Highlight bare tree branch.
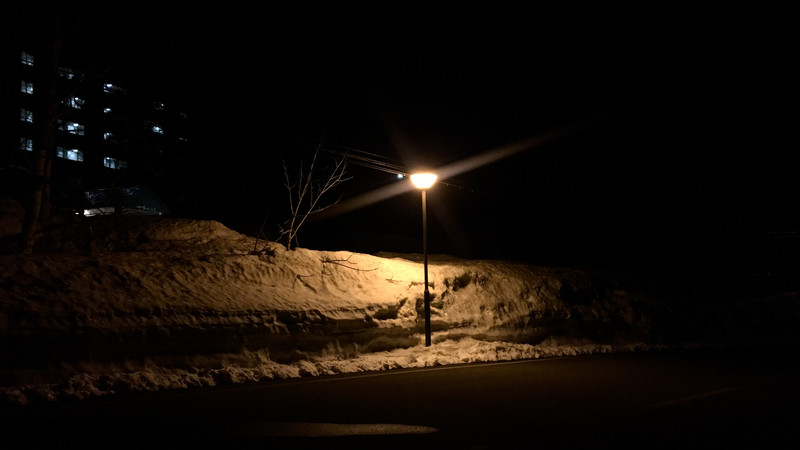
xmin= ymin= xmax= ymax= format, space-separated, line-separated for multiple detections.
xmin=321 ymin=253 xmax=378 ymax=272
xmin=279 ymin=140 xmax=352 ymax=250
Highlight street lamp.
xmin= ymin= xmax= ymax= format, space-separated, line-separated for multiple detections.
xmin=410 ymin=172 xmax=437 ymax=347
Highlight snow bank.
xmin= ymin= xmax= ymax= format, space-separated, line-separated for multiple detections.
xmin=1 ymin=216 xmax=794 ymax=405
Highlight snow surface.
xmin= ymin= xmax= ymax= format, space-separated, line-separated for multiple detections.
xmin=1 ymin=215 xmax=798 ymax=405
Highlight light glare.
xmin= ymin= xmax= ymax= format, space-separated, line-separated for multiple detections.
xmin=410 ymin=173 xmax=437 ymax=189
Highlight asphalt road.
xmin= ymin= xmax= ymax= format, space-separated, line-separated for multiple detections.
xmin=3 ymin=348 xmax=799 ymax=449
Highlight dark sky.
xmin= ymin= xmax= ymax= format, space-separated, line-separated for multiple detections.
xmin=24 ymin=2 xmax=800 ymax=278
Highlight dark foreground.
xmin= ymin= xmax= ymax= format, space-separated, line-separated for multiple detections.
xmin=3 ymin=348 xmax=799 ymax=449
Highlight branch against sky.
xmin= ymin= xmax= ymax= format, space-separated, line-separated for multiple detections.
xmin=280 ymin=142 xmax=351 ymax=250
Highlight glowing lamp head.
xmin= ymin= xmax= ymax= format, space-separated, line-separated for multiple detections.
xmin=410 ymin=173 xmax=437 ymax=189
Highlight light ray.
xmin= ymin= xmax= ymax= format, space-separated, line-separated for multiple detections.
xmin=435 ymin=123 xmax=581 ymax=181
xmin=311 ymin=118 xmax=599 ymax=223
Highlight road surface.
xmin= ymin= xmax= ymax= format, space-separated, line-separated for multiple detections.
xmin=3 ymin=348 xmax=799 ymax=449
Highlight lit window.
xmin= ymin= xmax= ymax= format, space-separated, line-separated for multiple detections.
xmin=62 ymin=96 xmax=84 ymax=109
xmin=83 ymin=207 xmax=115 ymax=217
xmin=146 ymin=121 xmax=165 ymax=134
xmin=59 ymin=121 xmax=85 ymax=135
xmin=103 ymin=83 xmax=125 ymax=94
xmin=20 ymin=138 xmax=33 ymax=152
xmin=21 ymin=80 xmax=33 ymax=94
xmin=58 ymin=67 xmax=75 ymax=80
xmin=20 ymin=109 xmax=33 ymax=123
xmin=56 ymin=147 xmax=83 ymax=162
xmin=103 ymin=157 xmax=127 ymax=169
xmin=21 ymin=51 xmax=34 ymax=66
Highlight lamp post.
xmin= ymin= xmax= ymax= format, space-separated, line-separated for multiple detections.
xmin=410 ymin=172 xmax=437 ymax=347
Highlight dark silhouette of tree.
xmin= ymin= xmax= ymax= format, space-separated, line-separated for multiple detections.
xmin=280 ymin=143 xmax=350 ymax=251
xmin=19 ymin=3 xmax=63 ymax=254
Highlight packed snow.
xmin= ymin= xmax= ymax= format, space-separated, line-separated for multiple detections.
xmin=1 ymin=215 xmax=798 ymax=405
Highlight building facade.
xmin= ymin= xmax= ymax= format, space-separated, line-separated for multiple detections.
xmin=2 ymin=34 xmax=191 ymax=219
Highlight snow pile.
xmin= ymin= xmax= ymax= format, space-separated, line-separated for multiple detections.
xmin=0 ymin=215 xmax=796 ymax=405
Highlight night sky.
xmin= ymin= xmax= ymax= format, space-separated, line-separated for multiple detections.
xmin=18 ymin=2 xmax=800 ymax=280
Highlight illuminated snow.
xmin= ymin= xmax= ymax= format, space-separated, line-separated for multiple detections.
xmin=1 ymin=216 xmax=797 ymax=405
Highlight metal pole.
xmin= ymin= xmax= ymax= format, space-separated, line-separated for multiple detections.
xmin=422 ymin=189 xmax=431 ymax=347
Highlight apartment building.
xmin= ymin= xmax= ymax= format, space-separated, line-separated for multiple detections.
xmin=2 ymin=38 xmax=191 ymax=219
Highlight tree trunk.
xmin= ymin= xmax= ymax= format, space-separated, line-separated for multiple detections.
xmin=21 ymin=9 xmax=61 ymax=254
